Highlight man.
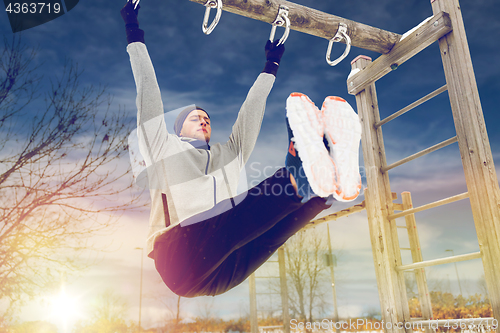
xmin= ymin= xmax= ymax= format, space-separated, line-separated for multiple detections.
xmin=176 ymin=109 xmax=211 ymax=143
xmin=121 ymin=0 xmax=361 ymax=297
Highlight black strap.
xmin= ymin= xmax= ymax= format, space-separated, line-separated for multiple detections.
xmin=161 ymin=193 xmax=171 ymax=228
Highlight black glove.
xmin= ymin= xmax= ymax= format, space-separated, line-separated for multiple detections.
xmin=120 ymin=1 xmax=144 ymax=44
xmin=263 ymin=40 xmax=285 ymax=77
xmin=120 ymin=1 xmax=140 ymax=26
xmin=265 ymin=40 xmax=285 ymax=64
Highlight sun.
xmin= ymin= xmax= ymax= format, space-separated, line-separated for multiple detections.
xmin=49 ymin=289 xmax=83 ymax=331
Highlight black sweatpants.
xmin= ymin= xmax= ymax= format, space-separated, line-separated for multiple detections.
xmin=153 ymin=167 xmax=329 ymax=297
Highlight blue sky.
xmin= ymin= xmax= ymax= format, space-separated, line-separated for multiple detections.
xmin=1 ymin=0 xmax=499 ymax=329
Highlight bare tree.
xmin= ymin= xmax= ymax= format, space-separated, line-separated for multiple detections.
xmin=73 ymin=290 xmax=131 ymax=333
xmin=284 ymin=229 xmax=330 ymax=322
xmin=157 ymin=288 xmax=185 ymax=333
xmin=477 ymin=274 xmax=490 ymax=301
xmin=0 ymin=35 xmax=142 ymax=317
xmin=405 ymin=272 xmax=418 ymax=299
xmin=90 ymin=289 xmax=129 ymax=323
xmin=195 ymin=298 xmax=218 ymax=332
xmin=6 ymin=320 xmax=58 ymax=333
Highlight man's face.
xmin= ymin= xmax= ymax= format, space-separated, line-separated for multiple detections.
xmin=179 ymin=109 xmax=211 ymax=143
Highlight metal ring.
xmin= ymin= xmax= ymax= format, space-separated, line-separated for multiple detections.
xmin=326 ymin=23 xmax=351 ymax=66
xmin=269 ymin=5 xmax=290 ymax=46
xmin=202 ymin=0 xmax=222 ymax=35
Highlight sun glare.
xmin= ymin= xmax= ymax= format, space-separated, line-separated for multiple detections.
xmin=49 ymin=289 xmax=82 ymax=331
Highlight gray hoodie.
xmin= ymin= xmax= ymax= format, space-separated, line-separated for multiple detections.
xmin=127 ymin=42 xmax=276 ymax=257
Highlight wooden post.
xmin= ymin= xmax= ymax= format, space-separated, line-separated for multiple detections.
xmin=187 ymin=0 xmax=400 ymax=54
xmin=278 ymin=247 xmax=290 ymax=333
xmin=402 ymin=192 xmax=434 ymax=333
xmin=352 ymin=55 xmax=411 ymax=332
xmin=249 ymin=273 xmax=258 ymax=333
xmin=431 ymin=0 xmax=500 ymax=322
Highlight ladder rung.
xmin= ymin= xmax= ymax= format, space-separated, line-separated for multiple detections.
xmin=410 ymin=317 xmax=495 ymax=328
xmin=376 ymin=85 xmax=448 ymax=128
xmin=256 ymin=292 xmax=281 ymax=295
xmin=396 ymin=251 xmax=481 ymax=271
xmin=388 ymin=192 xmax=468 ymax=220
xmin=396 ymin=226 xmax=408 ymax=229
xmin=400 ymin=248 xmax=411 ymax=250
xmin=255 ymin=276 xmax=280 ymax=279
xmin=383 ymin=136 xmax=457 ymax=172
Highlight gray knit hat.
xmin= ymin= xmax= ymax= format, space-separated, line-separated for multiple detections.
xmin=173 ymin=105 xmax=210 ymax=136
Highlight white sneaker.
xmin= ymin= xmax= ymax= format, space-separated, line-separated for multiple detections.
xmin=286 ymin=93 xmax=337 ymax=197
xmin=322 ymin=96 xmax=362 ymax=202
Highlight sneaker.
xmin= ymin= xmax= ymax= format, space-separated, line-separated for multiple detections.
xmin=285 ymin=119 xmax=315 ymax=202
xmin=286 ymin=93 xmax=337 ymax=197
xmin=322 ymin=96 xmax=362 ymax=202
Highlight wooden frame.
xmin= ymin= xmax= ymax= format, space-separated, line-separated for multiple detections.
xmin=348 ymin=0 xmax=500 ymax=325
xmin=431 ymin=0 xmax=500 ymax=320
xmin=197 ymin=0 xmax=500 ymax=329
xmin=351 ymin=54 xmax=411 ymax=331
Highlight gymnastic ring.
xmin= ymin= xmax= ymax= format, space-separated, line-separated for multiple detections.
xmin=269 ymin=5 xmax=290 ymax=46
xmin=326 ymin=23 xmax=351 ymax=66
xmin=202 ymin=0 xmax=222 ymax=35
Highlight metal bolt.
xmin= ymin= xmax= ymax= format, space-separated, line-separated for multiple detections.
xmin=390 ymin=63 xmax=399 ymax=70
xmin=434 ymin=21 xmax=439 ymax=27
xmin=350 ymin=82 xmax=354 ymax=87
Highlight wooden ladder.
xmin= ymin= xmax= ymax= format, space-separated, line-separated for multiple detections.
xmin=393 ymin=192 xmax=434 ymax=333
xmin=348 ymin=0 xmax=500 ymax=331
xmin=249 ymin=247 xmax=290 ymax=333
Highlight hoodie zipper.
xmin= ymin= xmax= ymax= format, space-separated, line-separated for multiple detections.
xmin=205 ymin=150 xmax=216 ymax=206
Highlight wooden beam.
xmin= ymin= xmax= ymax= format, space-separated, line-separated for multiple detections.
xmin=352 ymin=55 xmax=410 ymax=332
xmin=432 ymin=0 xmax=500 ymax=322
xmin=396 ymin=252 xmax=482 ymax=272
xmin=401 ymin=192 xmax=433 ymax=333
xmin=278 ymin=248 xmax=290 ymax=333
xmin=411 ymin=318 xmax=496 ymax=328
xmin=382 ymin=136 xmax=458 ymax=173
xmin=388 ymin=192 xmax=468 ymax=220
xmin=376 ymin=85 xmax=448 ymax=128
xmin=306 ymin=193 xmax=401 ymax=228
xmin=307 ymin=201 xmax=365 ymax=228
xmin=347 ymin=11 xmax=452 ymax=95
xmin=249 ymin=273 xmax=258 ymax=333
xmin=188 ymin=0 xmax=401 ymax=54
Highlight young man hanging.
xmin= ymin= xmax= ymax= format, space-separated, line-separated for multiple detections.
xmin=121 ymin=0 xmax=362 ymax=297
